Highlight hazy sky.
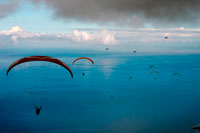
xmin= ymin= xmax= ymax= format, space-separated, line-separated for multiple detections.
xmin=0 ymin=0 xmax=200 ymax=53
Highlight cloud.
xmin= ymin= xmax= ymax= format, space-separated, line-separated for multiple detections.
xmin=11 ymin=35 xmax=18 ymax=44
xmin=0 ymin=26 xmax=117 ymax=46
xmin=0 ymin=0 xmax=20 ymax=19
xmin=30 ymin=0 xmax=200 ymax=27
xmin=71 ymin=30 xmax=116 ymax=45
xmin=114 ymin=27 xmax=200 ymax=43
xmin=1 ymin=26 xmax=200 ymax=53
xmin=0 ymin=26 xmax=24 ymax=35
xmin=0 ymin=26 xmax=24 ymax=45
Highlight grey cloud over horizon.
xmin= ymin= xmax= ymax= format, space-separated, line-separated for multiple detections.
xmin=0 ymin=0 xmax=20 ymax=19
xmin=30 ymin=0 xmax=200 ymax=27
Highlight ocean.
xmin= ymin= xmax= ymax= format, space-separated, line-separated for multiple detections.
xmin=0 ymin=48 xmax=200 ymax=133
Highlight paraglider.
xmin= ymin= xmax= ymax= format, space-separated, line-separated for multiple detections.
xmin=133 ymin=50 xmax=136 ymax=54
xmin=35 ymin=105 xmax=42 ymax=115
xmin=7 ymin=56 xmax=73 ymax=116
xmin=72 ymin=57 xmax=94 ymax=77
xmin=173 ymin=72 xmax=181 ymax=81
xmin=82 ymin=72 xmax=85 ymax=76
xmin=72 ymin=57 xmax=94 ymax=65
xmin=105 ymin=48 xmax=109 ymax=51
xmin=165 ymin=36 xmax=168 ymax=40
xmin=192 ymin=124 xmax=200 ymax=132
xmin=173 ymin=72 xmax=181 ymax=77
xmin=151 ymin=70 xmax=159 ymax=75
xmin=6 ymin=56 xmax=73 ymax=78
xmin=151 ymin=70 xmax=159 ymax=80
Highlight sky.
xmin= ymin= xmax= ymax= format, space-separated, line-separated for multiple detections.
xmin=1 ymin=0 xmax=200 ymax=53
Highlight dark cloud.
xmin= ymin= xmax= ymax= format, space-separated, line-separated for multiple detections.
xmin=0 ymin=0 xmax=20 ymax=19
xmin=30 ymin=0 xmax=200 ymax=27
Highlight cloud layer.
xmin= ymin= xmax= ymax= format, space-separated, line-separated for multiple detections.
xmin=1 ymin=26 xmax=200 ymax=53
xmin=72 ymin=30 xmax=116 ymax=45
xmin=0 ymin=26 xmax=117 ymax=46
xmin=30 ymin=0 xmax=200 ymax=27
xmin=1 ymin=0 xmax=200 ymax=27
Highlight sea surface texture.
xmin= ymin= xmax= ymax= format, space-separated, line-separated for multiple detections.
xmin=0 ymin=49 xmax=200 ymax=133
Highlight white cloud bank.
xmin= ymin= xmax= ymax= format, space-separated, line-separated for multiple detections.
xmin=72 ymin=30 xmax=116 ymax=45
xmin=1 ymin=26 xmax=200 ymax=53
xmin=0 ymin=26 xmax=117 ymax=46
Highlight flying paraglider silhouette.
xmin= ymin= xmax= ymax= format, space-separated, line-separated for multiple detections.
xmin=82 ymin=72 xmax=85 ymax=76
xmin=133 ymin=50 xmax=136 ymax=54
xmin=105 ymin=48 xmax=109 ymax=51
xmin=7 ymin=56 xmax=73 ymax=116
xmin=151 ymin=70 xmax=159 ymax=80
xmin=151 ymin=70 xmax=159 ymax=75
xmin=6 ymin=56 xmax=73 ymax=78
xmin=192 ymin=124 xmax=200 ymax=132
xmin=173 ymin=72 xmax=181 ymax=81
xmin=72 ymin=57 xmax=94 ymax=77
xmin=149 ymin=65 xmax=155 ymax=69
xmin=35 ymin=105 xmax=42 ymax=115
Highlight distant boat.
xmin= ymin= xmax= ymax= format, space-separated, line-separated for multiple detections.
xmin=165 ymin=36 xmax=168 ymax=40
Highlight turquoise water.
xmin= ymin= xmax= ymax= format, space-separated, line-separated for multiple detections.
xmin=0 ymin=49 xmax=200 ymax=133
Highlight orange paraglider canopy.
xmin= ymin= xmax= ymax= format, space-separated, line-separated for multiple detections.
xmin=7 ymin=56 xmax=73 ymax=78
xmin=72 ymin=57 xmax=94 ymax=64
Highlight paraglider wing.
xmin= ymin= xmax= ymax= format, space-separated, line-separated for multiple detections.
xmin=150 ymin=70 xmax=159 ymax=80
xmin=72 ymin=57 xmax=94 ymax=64
xmin=105 ymin=48 xmax=109 ymax=51
xmin=151 ymin=70 xmax=159 ymax=75
xmin=7 ymin=56 xmax=73 ymax=78
xmin=149 ymin=65 xmax=155 ymax=68
xmin=173 ymin=72 xmax=181 ymax=77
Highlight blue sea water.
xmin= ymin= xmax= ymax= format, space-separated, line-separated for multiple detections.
xmin=0 ymin=48 xmax=200 ymax=133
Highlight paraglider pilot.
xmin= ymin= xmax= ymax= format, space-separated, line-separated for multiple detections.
xmin=35 ymin=105 xmax=42 ymax=115
xmin=192 ymin=124 xmax=200 ymax=132
xmin=82 ymin=72 xmax=85 ymax=76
